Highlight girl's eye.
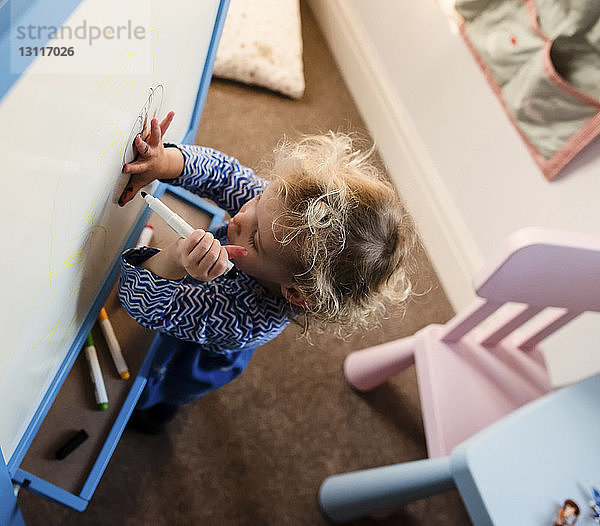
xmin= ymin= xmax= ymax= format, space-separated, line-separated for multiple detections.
xmin=248 ymin=231 xmax=257 ymax=249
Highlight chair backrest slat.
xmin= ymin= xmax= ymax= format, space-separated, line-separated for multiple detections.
xmin=473 ymin=228 xmax=600 ymax=312
xmin=440 ymin=299 xmax=501 ymax=343
xmin=516 ymin=310 xmax=582 ymax=350
xmin=479 ymin=304 xmax=544 ymax=347
xmin=440 ymin=229 xmax=598 ymax=348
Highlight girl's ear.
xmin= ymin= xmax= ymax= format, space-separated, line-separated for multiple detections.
xmin=281 ymin=284 xmax=306 ymax=308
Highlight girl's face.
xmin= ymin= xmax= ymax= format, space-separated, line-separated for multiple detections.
xmin=227 ymin=184 xmax=294 ymax=295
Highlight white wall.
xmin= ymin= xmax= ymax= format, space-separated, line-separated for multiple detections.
xmin=307 ymin=0 xmax=600 ymax=386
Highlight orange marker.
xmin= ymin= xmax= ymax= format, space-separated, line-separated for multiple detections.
xmin=98 ymin=308 xmax=130 ymax=379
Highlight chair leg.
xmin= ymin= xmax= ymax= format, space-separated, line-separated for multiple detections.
xmin=344 ymin=336 xmax=417 ymax=391
xmin=318 ymin=457 xmax=455 ymax=523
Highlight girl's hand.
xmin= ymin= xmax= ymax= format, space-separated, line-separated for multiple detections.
xmin=178 ymin=230 xmax=247 ymax=281
xmin=119 ymin=111 xmax=179 ymax=207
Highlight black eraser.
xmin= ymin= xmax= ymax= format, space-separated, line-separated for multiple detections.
xmin=55 ymin=429 xmax=89 ymax=460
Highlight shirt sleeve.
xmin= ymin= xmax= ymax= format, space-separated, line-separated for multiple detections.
xmin=166 ymin=144 xmax=268 ymax=217
xmin=118 ymin=247 xmax=289 ymax=351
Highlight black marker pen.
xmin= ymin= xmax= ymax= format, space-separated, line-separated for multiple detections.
xmin=55 ymin=429 xmax=89 ymax=460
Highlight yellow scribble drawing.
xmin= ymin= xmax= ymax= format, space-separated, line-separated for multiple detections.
xmin=0 ymin=0 xmax=226 ymax=462
xmin=2 ymin=32 xmax=161 ymax=383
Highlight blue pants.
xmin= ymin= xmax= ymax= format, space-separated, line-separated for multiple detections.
xmin=137 ymin=333 xmax=256 ymax=409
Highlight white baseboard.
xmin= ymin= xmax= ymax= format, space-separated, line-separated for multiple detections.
xmin=306 ymin=0 xmax=481 ymax=311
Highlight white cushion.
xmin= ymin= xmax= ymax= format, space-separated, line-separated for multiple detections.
xmin=213 ymin=0 xmax=305 ymax=99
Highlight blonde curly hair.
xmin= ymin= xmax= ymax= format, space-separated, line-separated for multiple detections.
xmin=266 ymin=132 xmax=417 ymax=338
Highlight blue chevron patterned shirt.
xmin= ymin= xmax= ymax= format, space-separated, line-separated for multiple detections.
xmin=119 ymin=144 xmax=293 ymax=356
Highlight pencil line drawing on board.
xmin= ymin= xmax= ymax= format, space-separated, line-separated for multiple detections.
xmin=0 ymin=21 xmax=162 ymax=458
xmin=0 ymin=0 xmax=221 ymax=465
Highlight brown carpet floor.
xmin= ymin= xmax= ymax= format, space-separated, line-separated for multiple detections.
xmin=18 ymin=2 xmax=472 ymax=524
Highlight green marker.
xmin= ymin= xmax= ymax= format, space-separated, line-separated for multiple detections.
xmin=83 ymin=333 xmax=108 ymax=410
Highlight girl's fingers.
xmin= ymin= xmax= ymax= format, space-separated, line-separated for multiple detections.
xmin=188 ymin=232 xmax=215 ymax=261
xmin=118 ymin=186 xmax=135 ymax=206
xmin=183 ymin=229 xmax=207 ymax=254
xmin=207 ymin=247 xmax=230 ymax=279
xmin=118 ymin=175 xmax=145 ymax=206
xmin=122 ymin=160 xmax=148 ymax=174
xmin=139 ymin=118 xmax=149 ymax=144
xmin=147 ymin=118 xmax=161 ymax=147
xmin=134 ymin=135 xmax=151 ymax=156
xmin=159 ymin=111 xmax=175 ymax=136
xmin=184 ymin=234 xmax=223 ymax=280
xmin=179 ymin=230 xmax=243 ymax=280
xmin=197 ymin=238 xmax=221 ymax=270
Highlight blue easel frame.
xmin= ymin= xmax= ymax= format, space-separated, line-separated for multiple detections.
xmin=0 ymin=0 xmax=229 ymax=519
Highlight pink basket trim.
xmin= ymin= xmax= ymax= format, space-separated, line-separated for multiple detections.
xmin=541 ymin=41 xmax=600 ymax=109
xmin=454 ymin=7 xmax=600 ymax=181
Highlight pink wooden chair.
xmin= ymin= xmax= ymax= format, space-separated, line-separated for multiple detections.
xmin=344 ymin=227 xmax=600 ymax=458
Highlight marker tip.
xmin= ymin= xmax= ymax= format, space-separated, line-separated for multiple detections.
xmin=141 ymin=191 xmax=147 ymax=198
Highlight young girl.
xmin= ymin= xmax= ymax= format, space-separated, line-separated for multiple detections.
xmin=118 ymin=112 xmax=416 ymax=433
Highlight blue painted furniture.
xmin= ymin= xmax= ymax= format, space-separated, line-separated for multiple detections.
xmin=319 ymin=372 xmax=600 ymax=524
xmin=320 ymin=228 xmax=600 ymax=523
